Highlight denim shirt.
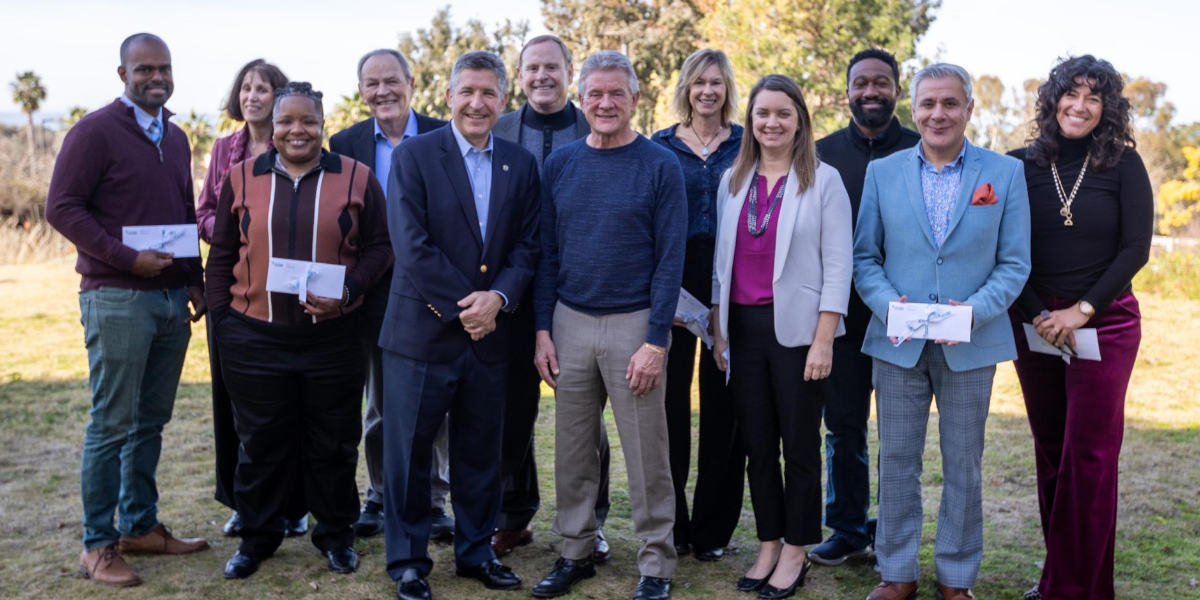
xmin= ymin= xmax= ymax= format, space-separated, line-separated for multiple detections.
xmin=651 ymin=123 xmax=743 ymax=242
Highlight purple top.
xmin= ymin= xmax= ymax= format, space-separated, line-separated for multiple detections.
xmin=197 ymin=126 xmax=273 ymax=242
xmin=730 ymin=175 xmax=785 ymax=305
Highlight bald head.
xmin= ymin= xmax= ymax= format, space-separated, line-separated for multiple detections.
xmin=120 ymin=33 xmax=168 ymax=68
xmin=118 ymin=33 xmax=173 ymax=112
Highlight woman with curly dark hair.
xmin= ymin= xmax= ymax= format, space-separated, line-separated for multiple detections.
xmin=1007 ymin=55 xmax=1153 ymax=600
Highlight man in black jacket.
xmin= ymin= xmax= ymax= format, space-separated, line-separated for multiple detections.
xmin=810 ymin=48 xmax=920 ymax=567
xmin=329 ymin=48 xmax=448 ymax=540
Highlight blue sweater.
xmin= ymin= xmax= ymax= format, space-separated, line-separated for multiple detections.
xmin=535 ymin=135 xmax=687 ymax=346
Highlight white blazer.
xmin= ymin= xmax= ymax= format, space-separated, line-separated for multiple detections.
xmin=711 ymin=161 xmax=853 ymax=347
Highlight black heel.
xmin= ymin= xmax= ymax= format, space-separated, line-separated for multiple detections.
xmin=736 ymin=568 xmax=774 ymax=593
xmin=756 ymin=559 xmax=811 ymax=599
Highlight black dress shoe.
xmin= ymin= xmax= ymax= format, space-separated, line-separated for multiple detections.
xmin=429 ymin=507 xmax=454 ymax=542
xmin=757 ymin=559 xmax=811 ymax=599
xmin=223 ymin=550 xmax=261 ymax=579
xmin=222 ymin=511 xmax=243 ymax=537
xmin=456 ymin=558 xmax=521 ymax=590
xmin=396 ymin=574 xmax=432 ymax=600
xmin=325 ymin=547 xmax=358 ymax=574
xmin=531 ymin=556 xmax=596 ymax=598
xmin=284 ymin=515 xmax=308 ymax=537
xmin=694 ymin=547 xmax=724 ymax=562
xmin=632 ymin=576 xmax=671 ymax=600
xmin=674 ymin=542 xmax=692 ymax=556
xmin=354 ymin=501 xmax=385 ymax=537
xmin=736 ymin=569 xmax=773 ymax=593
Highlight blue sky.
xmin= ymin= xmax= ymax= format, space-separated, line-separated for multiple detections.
xmin=1 ymin=0 xmax=1194 ymax=127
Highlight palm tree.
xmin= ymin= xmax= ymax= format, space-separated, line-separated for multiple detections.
xmin=10 ymin=70 xmax=47 ymax=160
xmin=178 ymin=110 xmax=215 ymax=182
xmin=60 ymin=106 xmax=88 ymax=130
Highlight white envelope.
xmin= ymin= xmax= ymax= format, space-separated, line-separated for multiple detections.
xmin=122 ymin=224 xmax=200 ymax=258
xmin=675 ymin=288 xmax=714 ymax=349
xmin=1022 ymin=324 xmax=1102 ymax=364
xmin=886 ymin=302 xmax=973 ymax=343
xmin=265 ymin=258 xmax=346 ymax=300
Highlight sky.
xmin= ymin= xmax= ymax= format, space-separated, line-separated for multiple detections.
xmin=1 ymin=0 xmax=1195 ymax=127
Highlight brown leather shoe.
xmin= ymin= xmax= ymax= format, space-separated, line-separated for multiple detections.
xmin=491 ymin=527 xmax=534 ymax=557
xmin=935 ymin=582 xmax=975 ymax=600
xmin=866 ymin=581 xmax=919 ymax=600
xmin=118 ymin=524 xmax=209 ymax=555
xmin=78 ymin=544 xmax=141 ymax=587
xmin=592 ymin=527 xmax=611 ymax=564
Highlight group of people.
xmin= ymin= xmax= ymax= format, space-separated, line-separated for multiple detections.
xmin=44 ymin=29 xmax=1152 ymax=600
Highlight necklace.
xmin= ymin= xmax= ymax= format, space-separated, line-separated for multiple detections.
xmin=746 ymin=168 xmax=788 ymax=237
xmin=1050 ymin=151 xmax=1090 ymax=227
xmin=689 ymin=121 xmax=723 ymax=157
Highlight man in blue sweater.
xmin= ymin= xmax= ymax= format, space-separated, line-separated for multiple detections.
xmin=531 ymin=51 xmax=687 ymax=600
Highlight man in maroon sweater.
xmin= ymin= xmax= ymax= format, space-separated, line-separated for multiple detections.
xmin=45 ymin=33 xmax=209 ymax=588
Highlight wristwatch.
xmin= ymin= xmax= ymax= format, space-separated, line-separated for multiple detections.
xmin=1078 ymin=301 xmax=1095 ymax=318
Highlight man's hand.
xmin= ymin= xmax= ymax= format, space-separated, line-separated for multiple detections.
xmin=888 ymin=295 xmax=907 ymax=345
xmin=534 ymin=330 xmax=560 ymax=389
xmin=626 ymin=343 xmax=666 ymax=397
xmin=458 ymin=291 xmax=503 ymax=340
xmin=131 ymin=250 xmax=173 ymax=278
xmin=300 ymin=292 xmax=342 ymax=317
xmin=186 ymin=286 xmax=207 ymax=322
xmin=934 ymin=298 xmax=967 ymax=346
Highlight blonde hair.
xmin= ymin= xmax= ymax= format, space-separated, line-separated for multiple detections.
xmin=728 ymin=75 xmax=817 ymax=196
xmin=672 ymin=49 xmax=738 ymax=125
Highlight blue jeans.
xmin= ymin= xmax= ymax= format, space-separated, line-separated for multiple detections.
xmin=822 ymin=333 xmax=874 ymax=548
xmin=78 ymin=287 xmax=191 ymax=550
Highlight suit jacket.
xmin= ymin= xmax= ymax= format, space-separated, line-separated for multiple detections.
xmin=378 ymin=125 xmax=541 ymax=363
xmin=492 ymin=102 xmax=590 ymax=145
xmin=328 ymin=113 xmax=447 ymax=173
xmin=853 ymin=141 xmax=1031 ymax=371
xmin=712 ymin=162 xmax=853 ymax=347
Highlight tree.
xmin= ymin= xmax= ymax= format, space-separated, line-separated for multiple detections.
xmin=325 ymin=92 xmax=370 ymax=141
xmin=399 ymin=7 xmax=529 ymax=121
xmin=543 ymin=0 xmax=701 ymax=134
xmin=704 ymin=0 xmax=939 ymax=135
xmin=177 ymin=110 xmax=214 ymax=182
xmin=1158 ymin=145 xmax=1200 ymax=235
xmin=60 ymin=106 xmax=88 ymax=131
xmin=10 ymin=70 xmax=47 ymax=161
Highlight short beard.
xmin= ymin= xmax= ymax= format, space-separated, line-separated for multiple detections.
xmin=129 ymin=84 xmax=172 ymax=111
xmin=850 ymin=97 xmax=895 ymax=130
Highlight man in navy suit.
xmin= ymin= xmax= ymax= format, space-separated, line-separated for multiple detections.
xmin=380 ymin=51 xmax=541 ymax=600
xmin=328 ymin=49 xmax=451 ymax=541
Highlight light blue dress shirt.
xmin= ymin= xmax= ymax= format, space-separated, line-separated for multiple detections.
xmin=449 ymin=120 xmax=509 ymax=308
xmin=916 ymin=137 xmax=969 ymax=249
xmin=120 ymin=94 xmax=164 ymax=145
xmin=373 ymin=108 xmax=420 ymax=191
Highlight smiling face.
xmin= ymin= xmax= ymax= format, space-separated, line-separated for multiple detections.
xmin=446 ymin=68 xmax=505 ymax=148
xmin=912 ymin=76 xmax=973 ymax=156
xmin=520 ymin=40 xmax=572 ymax=114
xmin=751 ymin=89 xmax=799 ymax=154
xmin=689 ymin=63 xmax=727 ymax=123
xmin=848 ymin=57 xmax=899 ymax=129
xmin=118 ymin=39 xmax=173 ymax=112
xmin=238 ymin=69 xmax=274 ymax=126
xmin=1056 ymin=79 xmax=1103 ymax=139
xmin=581 ymin=68 xmax=639 ymax=137
xmin=272 ymin=95 xmax=323 ymax=166
xmin=359 ymin=54 xmax=414 ymax=124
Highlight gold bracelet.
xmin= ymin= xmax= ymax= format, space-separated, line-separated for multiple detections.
xmin=642 ymin=343 xmax=666 ymax=356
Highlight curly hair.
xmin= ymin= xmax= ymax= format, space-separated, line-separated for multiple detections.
xmin=1027 ymin=55 xmax=1135 ymax=172
xmin=272 ymin=81 xmax=324 ymax=120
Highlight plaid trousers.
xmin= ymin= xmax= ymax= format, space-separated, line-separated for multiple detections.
xmin=873 ymin=344 xmax=995 ymax=588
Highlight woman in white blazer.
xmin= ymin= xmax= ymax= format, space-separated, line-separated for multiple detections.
xmin=710 ymin=74 xmax=852 ymax=599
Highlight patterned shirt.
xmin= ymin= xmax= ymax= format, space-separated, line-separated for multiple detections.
xmin=917 ymin=138 xmax=969 ymax=249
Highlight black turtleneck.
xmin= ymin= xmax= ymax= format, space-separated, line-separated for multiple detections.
xmin=1008 ymin=135 xmax=1153 ymax=319
xmin=520 ymin=102 xmax=577 ymax=130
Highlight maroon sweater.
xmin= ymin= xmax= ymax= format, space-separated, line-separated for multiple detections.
xmin=46 ymin=99 xmax=203 ymax=291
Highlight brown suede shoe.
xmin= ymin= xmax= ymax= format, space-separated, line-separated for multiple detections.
xmin=118 ymin=524 xmax=208 ymax=555
xmin=866 ymin=581 xmax=919 ymax=600
xmin=935 ymin=583 xmax=975 ymax=600
xmin=491 ymin=527 xmax=534 ymax=557
xmin=79 ymin=544 xmax=142 ymax=587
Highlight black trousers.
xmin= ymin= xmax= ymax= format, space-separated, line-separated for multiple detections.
xmin=216 ymin=314 xmax=363 ymax=557
xmin=729 ymin=304 xmax=824 ymax=546
xmin=664 ymin=239 xmax=745 ymax=549
xmin=497 ymin=293 xmax=611 ymax=531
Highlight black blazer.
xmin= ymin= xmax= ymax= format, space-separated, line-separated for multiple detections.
xmin=379 ymin=125 xmax=541 ymax=363
xmin=328 ymin=112 xmax=447 ymax=173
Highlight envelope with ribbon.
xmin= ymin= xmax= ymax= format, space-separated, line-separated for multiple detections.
xmin=265 ymin=258 xmax=346 ymax=300
xmin=886 ymin=302 xmax=973 ymax=344
xmin=122 ymin=224 xmax=200 ymax=258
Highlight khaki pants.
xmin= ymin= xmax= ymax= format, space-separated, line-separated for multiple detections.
xmin=550 ymin=303 xmax=677 ymax=578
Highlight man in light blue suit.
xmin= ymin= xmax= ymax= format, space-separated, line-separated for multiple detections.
xmin=852 ymin=63 xmax=1030 ymax=600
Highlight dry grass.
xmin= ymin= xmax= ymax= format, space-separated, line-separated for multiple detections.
xmin=0 ymin=261 xmax=1197 ymax=599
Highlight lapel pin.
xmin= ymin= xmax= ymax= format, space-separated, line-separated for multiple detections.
xmin=503 ymin=164 xmax=509 ymax=171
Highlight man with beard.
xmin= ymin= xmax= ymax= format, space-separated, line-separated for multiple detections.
xmin=46 ymin=32 xmax=209 ymax=587
xmin=810 ymin=48 xmax=919 ymax=567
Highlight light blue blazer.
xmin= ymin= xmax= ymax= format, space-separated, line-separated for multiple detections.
xmin=852 ymin=141 xmax=1031 ymax=371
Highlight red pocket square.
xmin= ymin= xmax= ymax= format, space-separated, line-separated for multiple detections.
xmin=971 ymin=183 xmax=997 ymax=206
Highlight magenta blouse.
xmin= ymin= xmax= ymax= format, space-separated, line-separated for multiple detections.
xmin=196 ymin=126 xmax=273 ymax=243
xmin=730 ymin=175 xmax=786 ymax=305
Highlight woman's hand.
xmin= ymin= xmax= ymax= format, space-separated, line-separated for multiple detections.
xmin=804 ymin=339 xmax=833 ymax=381
xmin=300 ymin=292 xmax=342 ymax=317
xmin=711 ymin=304 xmax=728 ymax=372
xmin=1035 ymin=304 xmax=1089 ymax=347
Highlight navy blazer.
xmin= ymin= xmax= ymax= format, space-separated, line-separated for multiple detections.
xmin=328 ymin=113 xmax=447 ymax=173
xmin=379 ymin=125 xmax=541 ymax=364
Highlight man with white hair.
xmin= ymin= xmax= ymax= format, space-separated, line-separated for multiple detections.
xmin=853 ymin=63 xmax=1030 ymax=600
xmin=531 ymin=50 xmax=686 ymax=600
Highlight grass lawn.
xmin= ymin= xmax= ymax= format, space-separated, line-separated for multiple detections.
xmin=0 ymin=259 xmax=1197 ymax=599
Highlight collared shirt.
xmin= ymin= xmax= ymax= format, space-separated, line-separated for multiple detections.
xmin=449 ymin=120 xmax=508 ymax=308
xmin=650 ymin=123 xmax=743 ymax=241
xmin=917 ymin=138 xmax=969 ymax=249
xmin=119 ymin=94 xmax=164 ymax=145
xmin=373 ymin=108 xmax=420 ymax=190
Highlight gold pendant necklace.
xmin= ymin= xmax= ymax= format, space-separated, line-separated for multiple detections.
xmin=1050 ymin=151 xmax=1090 ymax=227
